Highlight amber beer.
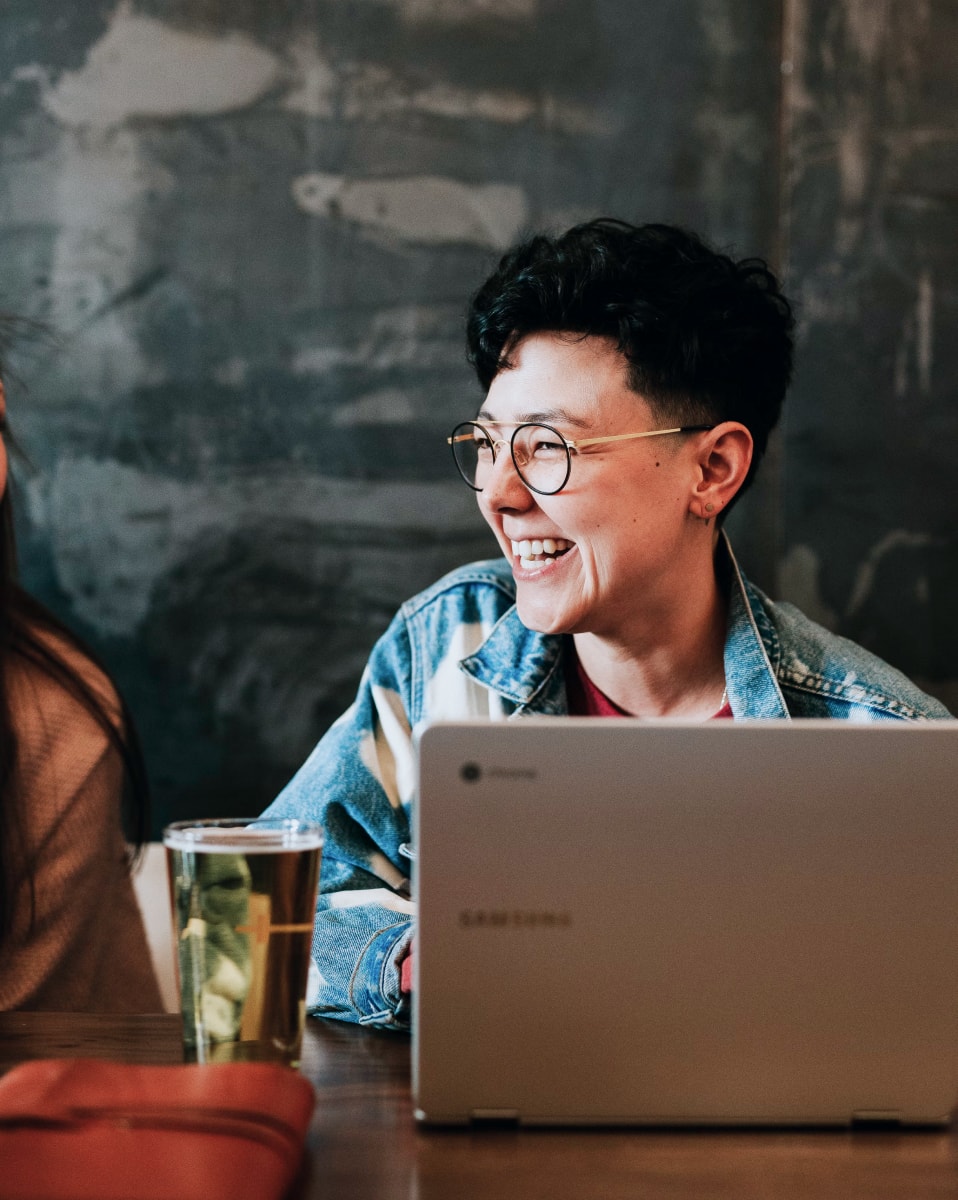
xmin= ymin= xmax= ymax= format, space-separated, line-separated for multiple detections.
xmin=163 ymin=819 xmax=322 ymax=1068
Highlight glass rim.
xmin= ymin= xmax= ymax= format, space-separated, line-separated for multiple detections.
xmin=450 ymin=419 xmax=571 ymax=496
xmin=162 ymin=817 xmax=322 ymax=852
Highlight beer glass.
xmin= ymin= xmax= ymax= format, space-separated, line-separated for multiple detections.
xmin=163 ymin=818 xmax=322 ymax=1068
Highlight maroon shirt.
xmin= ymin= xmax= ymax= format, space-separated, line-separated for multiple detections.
xmin=565 ymin=642 xmax=733 ymax=719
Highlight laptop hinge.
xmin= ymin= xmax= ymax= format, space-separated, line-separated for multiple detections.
xmin=470 ymin=1108 xmax=520 ymax=1127
xmin=850 ymin=1110 xmax=903 ymax=1128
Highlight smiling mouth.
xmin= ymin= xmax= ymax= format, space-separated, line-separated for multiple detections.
xmin=510 ymin=537 xmax=574 ymax=569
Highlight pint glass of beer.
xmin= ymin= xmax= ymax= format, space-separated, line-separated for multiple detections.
xmin=163 ymin=818 xmax=322 ymax=1067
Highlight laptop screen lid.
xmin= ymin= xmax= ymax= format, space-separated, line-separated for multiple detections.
xmin=412 ymin=718 xmax=958 ymax=1127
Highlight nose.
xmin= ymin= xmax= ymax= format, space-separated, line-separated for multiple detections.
xmin=479 ymin=442 xmax=535 ymax=513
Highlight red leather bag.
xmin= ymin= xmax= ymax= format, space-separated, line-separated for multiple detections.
xmin=0 ymin=1057 xmax=315 ymax=1200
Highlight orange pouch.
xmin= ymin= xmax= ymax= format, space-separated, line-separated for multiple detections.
xmin=0 ymin=1057 xmax=315 ymax=1200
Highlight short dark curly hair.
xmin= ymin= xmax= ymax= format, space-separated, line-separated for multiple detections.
xmin=466 ymin=218 xmax=794 ymax=503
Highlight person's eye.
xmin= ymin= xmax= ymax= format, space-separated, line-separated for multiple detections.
xmin=474 ymin=435 xmax=495 ymax=458
xmin=529 ymin=433 xmax=566 ymax=458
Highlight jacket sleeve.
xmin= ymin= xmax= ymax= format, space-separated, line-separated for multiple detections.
xmin=262 ymin=609 xmax=417 ymax=1029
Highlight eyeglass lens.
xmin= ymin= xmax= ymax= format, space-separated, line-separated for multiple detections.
xmin=450 ymin=422 xmax=571 ymax=495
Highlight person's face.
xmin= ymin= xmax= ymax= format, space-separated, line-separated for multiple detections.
xmin=474 ymin=332 xmax=709 ymax=639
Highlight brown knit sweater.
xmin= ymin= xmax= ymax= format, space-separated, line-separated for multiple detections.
xmin=0 ymin=633 xmax=162 ymax=1012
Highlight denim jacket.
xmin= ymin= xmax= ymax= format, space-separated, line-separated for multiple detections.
xmin=263 ymin=537 xmax=951 ymax=1029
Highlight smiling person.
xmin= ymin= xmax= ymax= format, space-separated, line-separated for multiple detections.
xmin=265 ymin=219 xmax=951 ymax=1029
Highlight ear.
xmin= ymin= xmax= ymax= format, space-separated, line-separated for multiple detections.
xmin=688 ymin=422 xmax=753 ymax=522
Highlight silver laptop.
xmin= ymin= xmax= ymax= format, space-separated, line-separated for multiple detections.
xmin=412 ymin=718 xmax=958 ymax=1127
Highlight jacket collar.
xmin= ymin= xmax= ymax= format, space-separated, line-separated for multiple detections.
xmin=722 ymin=536 xmax=790 ymax=718
xmin=459 ymin=533 xmax=789 ymax=718
xmin=458 ymin=604 xmax=567 ymax=714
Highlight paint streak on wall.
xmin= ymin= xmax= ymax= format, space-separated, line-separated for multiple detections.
xmin=41 ymin=3 xmax=281 ymax=127
xmin=291 ymin=304 xmax=467 ymax=374
xmin=27 ymin=458 xmax=483 ymax=637
xmin=777 ymin=544 xmax=838 ymax=631
xmin=291 ymin=172 xmax=528 ymax=249
xmin=895 ymin=268 xmax=936 ymax=401
xmin=37 ymin=129 xmax=167 ymax=395
xmin=916 ymin=269 xmax=934 ymax=394
xmin=351 ymin=0 xmax=538 ymax=22
xmin=283 ymin=35 xmax=608 ymax=133
xmin=330 ymin=389 xmax=417 ymax=427
xmin=845 ymin=530 xmax=943 ymax=619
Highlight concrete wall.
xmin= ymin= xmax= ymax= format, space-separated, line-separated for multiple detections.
xmin=779 ymin=1 xmax=958 ymax=708
xmin=0 ymin=2 xmax=954 ymax=827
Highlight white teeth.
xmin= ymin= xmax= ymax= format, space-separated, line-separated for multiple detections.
xmin=510 ymin=537 xmax=573 ymax=567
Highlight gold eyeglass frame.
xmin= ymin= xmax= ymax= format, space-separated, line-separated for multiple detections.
xmin=447 ymin=419 xmax=714 ymax=496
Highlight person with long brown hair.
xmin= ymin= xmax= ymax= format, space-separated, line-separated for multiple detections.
xmin=0 ymin=321 xmax=161 ymax=1010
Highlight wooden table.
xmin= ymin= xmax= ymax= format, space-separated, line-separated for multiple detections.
xmin=1 ymin=1011 xmax=957 ymax=1199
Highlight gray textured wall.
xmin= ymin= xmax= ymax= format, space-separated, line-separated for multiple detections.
xmin=0 ymin=2 xmax=954 ymax=829
xmin=779 ymin=2 xmax=958 ymax=710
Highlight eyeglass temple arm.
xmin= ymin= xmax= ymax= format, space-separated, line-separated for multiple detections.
xmin=448 ymin=423 xmax=713 ymax=449
xmin=568 ymin=426 xmax=713 ymax=451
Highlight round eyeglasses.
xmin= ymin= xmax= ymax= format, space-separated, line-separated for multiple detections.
xmin=447 ymin=420 xmax=714 ymax=497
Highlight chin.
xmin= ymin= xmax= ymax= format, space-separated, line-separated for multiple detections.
xmin=515 ymin=597 xmax=574 ymax=637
